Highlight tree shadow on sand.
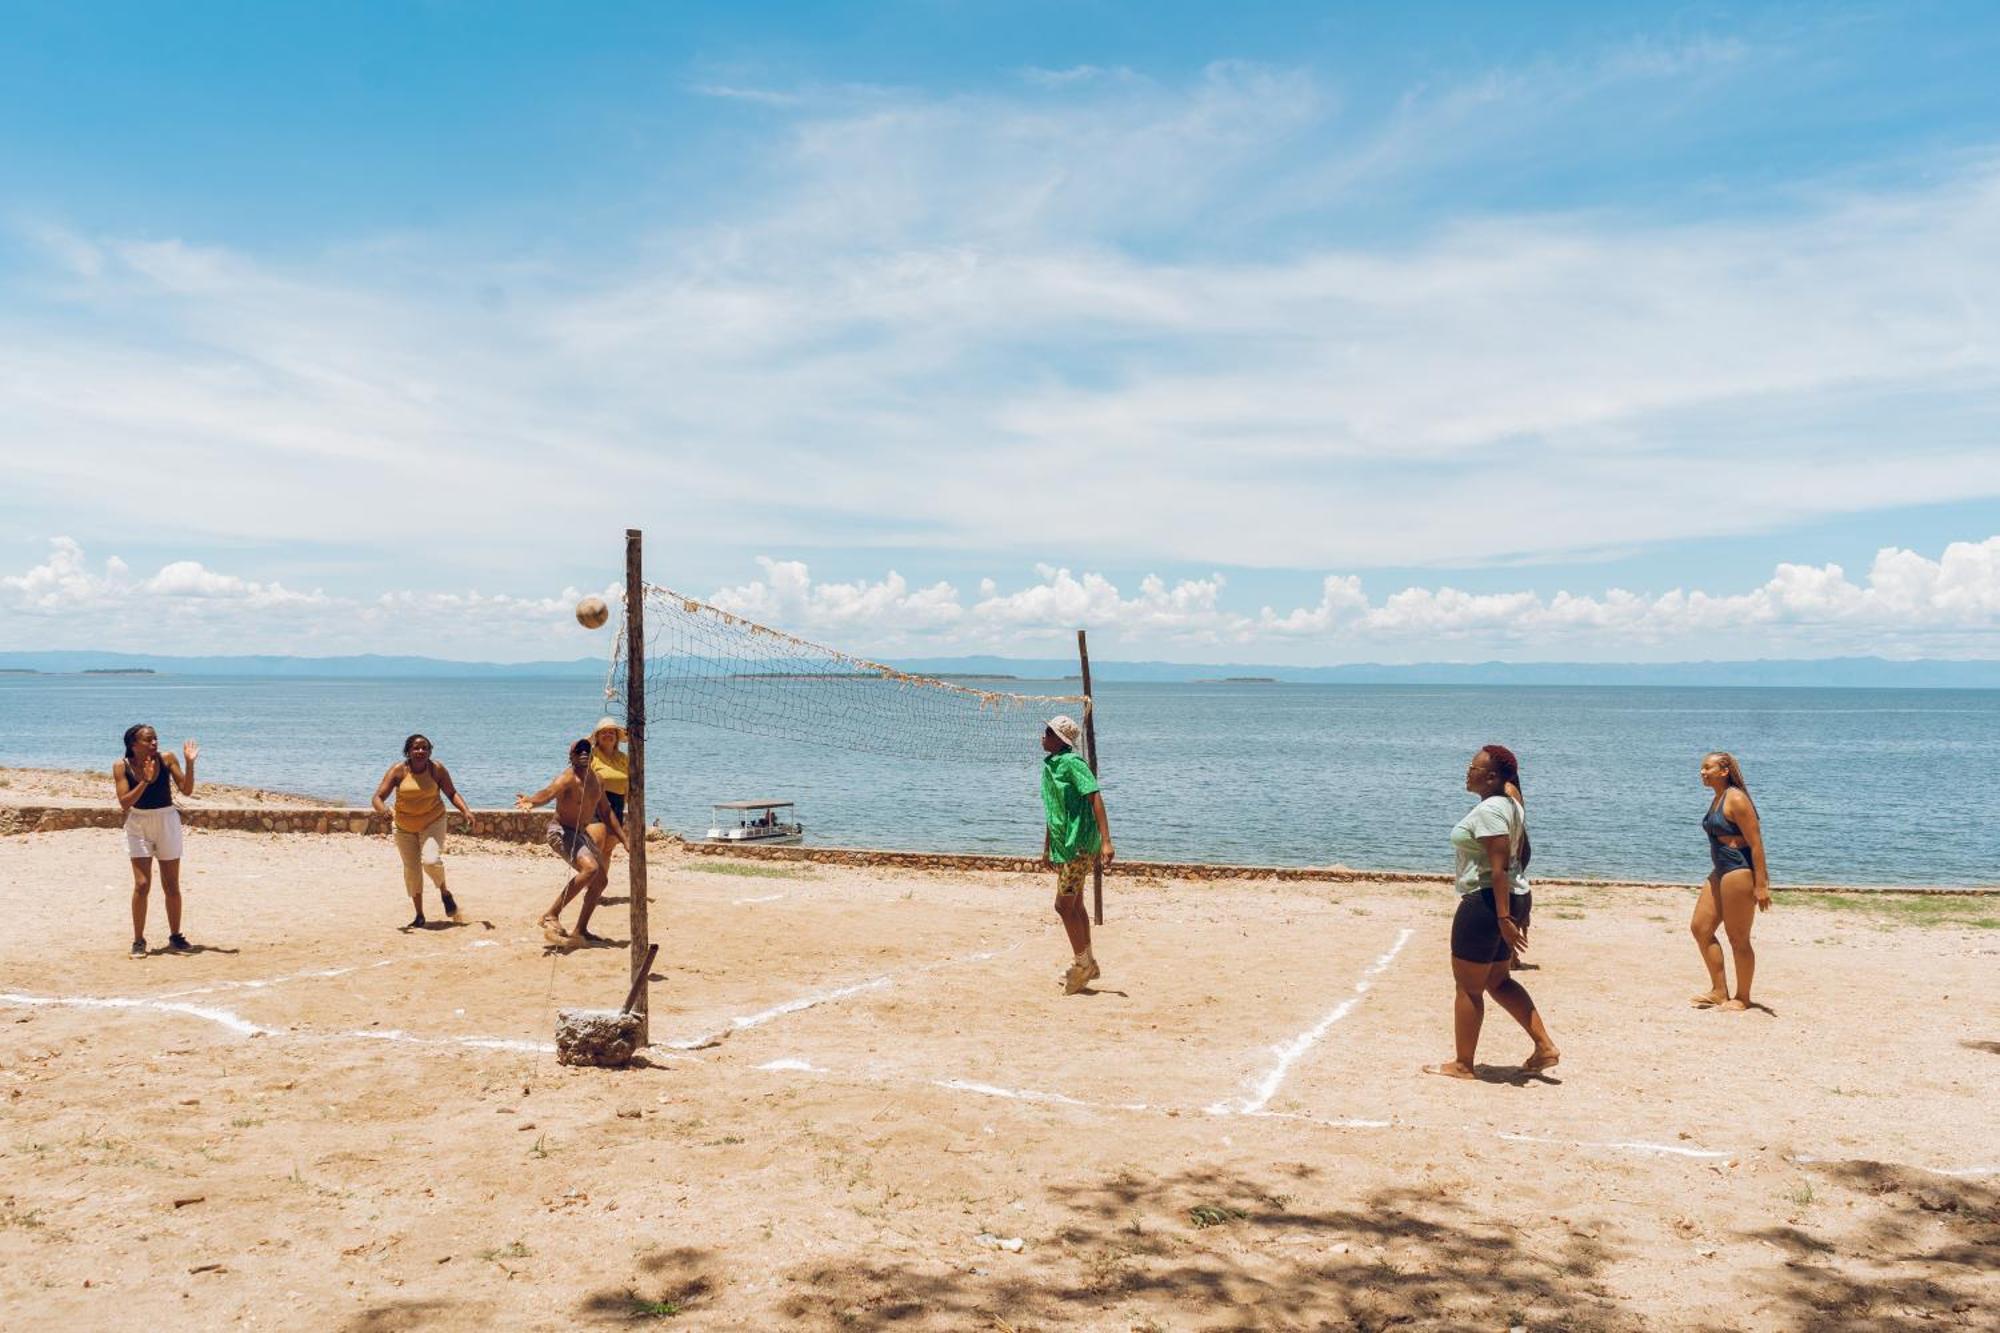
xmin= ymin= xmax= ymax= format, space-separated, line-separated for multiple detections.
xmin=577 ymin=1245 xmax=719 ymax=1323
xmin=341 ymin=1298 xmax=482 ymax=1331
xmin=1743 ymin=1161 xmax=1998 ymax=1329
xmin=769 ymin=1164 xmax=1630 ymax=1330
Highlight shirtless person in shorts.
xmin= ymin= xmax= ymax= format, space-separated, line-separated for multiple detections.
xmin=516 ymin=738 xmax=626 ymax=950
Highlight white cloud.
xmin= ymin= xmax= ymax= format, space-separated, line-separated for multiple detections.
xmin=0 ymin=537 xmax=130 ymax=609
xmin=0 ymin=539 xmax=617 ymax=658
xmin=709 ymin=557 xmax=964 ymax=631
xmin=6 ymin=538 xmax=2000 ymax=661
xmin=679 ymin=539 xmax=2000 ymax=658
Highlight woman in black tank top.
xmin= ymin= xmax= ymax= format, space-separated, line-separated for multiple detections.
xmin=113 ymin=724 xmax=199 ymax=957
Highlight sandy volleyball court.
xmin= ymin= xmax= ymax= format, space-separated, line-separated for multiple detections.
xmin=2 ymin=786 xmax=1997 ymax=1330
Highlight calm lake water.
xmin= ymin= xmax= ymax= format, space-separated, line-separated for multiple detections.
xmin=4 ymin=674 xmax=1996 ymax=887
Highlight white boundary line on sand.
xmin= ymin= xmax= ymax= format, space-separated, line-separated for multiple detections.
xmin=152 ymin=959 xmax=398 ymax=999
xmin=661 ymin=942 xmax=1022 ymax=1050
xmin=146 ymin=937 xmax=515 ymax=1001
xmin=1497 ymin=1130 xmax=1728 ymax=1160
xmin=1208 ymin=926 xmax=1415 ymax=1116
xmin=732 ymin=892 xmax=787 ymax=905
xmin=745 ymin=1055 xmax=1999 ymax=1179
xmin=1788 ymin=1153 xmax=1999 ymax=1179
xmin=3 ymin=990 xmax=274 ymax=1037
xmin=0 ymin=989 xmax=562 ymax=1057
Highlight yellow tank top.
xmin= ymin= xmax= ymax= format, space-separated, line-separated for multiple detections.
xmin=394 ymin=767 xmax=445 ymax=832
xmin=591 ymin=746 xmax=629 ymax=796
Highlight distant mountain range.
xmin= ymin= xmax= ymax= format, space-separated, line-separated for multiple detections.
xmin=4 ymin=649 xmax=2000 ymax=688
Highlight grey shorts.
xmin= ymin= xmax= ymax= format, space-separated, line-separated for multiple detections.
xmin=546 ymin=823 xmax=600 ymax=871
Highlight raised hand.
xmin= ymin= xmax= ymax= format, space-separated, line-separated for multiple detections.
xmin=183 ymin=739 xmax=200 ymax=763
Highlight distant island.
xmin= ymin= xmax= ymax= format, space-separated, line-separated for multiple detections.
xmin=1193 ymin=676 xmax=1279 ymax=684
xmin=82 ymin=668 xmax=157 ymax=675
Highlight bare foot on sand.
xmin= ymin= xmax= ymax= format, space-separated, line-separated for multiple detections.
xmin=540 ymin=917 xmax=569 ymax=948
xmin=1717 ymin=998 xmax=1750 ymax=1011
xmin=1524 ymin=1047 xmax=1562 ymax=1072
xmin=1422 ymin=1061 xmax=1478 ymax=1080
xmin=1690 ymin=991 xmax=1728 ymax=1007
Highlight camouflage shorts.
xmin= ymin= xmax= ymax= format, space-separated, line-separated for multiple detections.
xmin=1054 ymin=857 xmax=1091 ymax=897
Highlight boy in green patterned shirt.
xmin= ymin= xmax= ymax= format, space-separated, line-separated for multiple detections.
xmin=1040 ymin=714 xmax=1115 ymax=995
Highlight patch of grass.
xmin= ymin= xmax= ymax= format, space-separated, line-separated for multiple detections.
xmin=1787 ymin=1181 xmax=1816 ymax=1207
xmin=701 ymin=1135 xmax=745 ymax=1147
xmin=1 ymin=1204 xmax=46 ymax=1230
xmin=628 ymin=1294 xmax=682 ymax=1319
xmin=1187 ymin=1203 xmax=1249 ymax=1230
xmin=230 ymin=1116 xmax=263 ymax=1128
xmin=477 ymin=1240 xmax=532 ymax=1262
xmin=528 ymin=1133 xmax=551 ymax=1159
xmin=684 ymin=861 xmax=805 ymax=879
xmin=1794 ymin=892 xmax=2000 ymax=929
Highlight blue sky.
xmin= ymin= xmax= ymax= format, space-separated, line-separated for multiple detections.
xmin=6 ymin=1 xmax=2000 ymax=662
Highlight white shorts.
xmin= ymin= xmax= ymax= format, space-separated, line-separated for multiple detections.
xmin=124 ymin=807 xmax=185 ymax=861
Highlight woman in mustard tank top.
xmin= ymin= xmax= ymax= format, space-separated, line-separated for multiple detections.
xmin=371 ymin=733 xmax=476 ymax=929
xmin=588 ymin=717 xmax=630 ymax=860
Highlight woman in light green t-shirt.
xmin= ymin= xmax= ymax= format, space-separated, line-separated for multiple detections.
xmin=1424 ymin=745 xmax=1559 ymax=1081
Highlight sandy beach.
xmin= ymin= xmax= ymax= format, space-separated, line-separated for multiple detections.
xmin=2 ymin=772 xmax=1996 ymax=1330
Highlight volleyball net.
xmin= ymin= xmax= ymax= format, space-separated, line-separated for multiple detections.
xmin=606 ymin=584 xmax=1089 ymax=765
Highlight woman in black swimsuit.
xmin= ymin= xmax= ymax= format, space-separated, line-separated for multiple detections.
xmin=1690 ymin=751 xmax=1770 ymax=1010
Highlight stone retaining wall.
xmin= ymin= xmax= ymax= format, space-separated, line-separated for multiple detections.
xmin=0 ymin=805 xmax=553 ymax=843
xmin=5 ymin=804 xmax=1994 ymax=893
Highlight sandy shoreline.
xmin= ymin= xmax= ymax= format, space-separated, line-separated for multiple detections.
xmin=1 ymin=816 xmax=1996 ymax=1329
xmin=0 ymin=765 xmax=339 ymax=810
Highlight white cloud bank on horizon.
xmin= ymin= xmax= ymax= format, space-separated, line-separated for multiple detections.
xmin=5 ymin=53 xmax=2000 ymax=591
xmin=8 ymin=536 xmax=1999 ymax=662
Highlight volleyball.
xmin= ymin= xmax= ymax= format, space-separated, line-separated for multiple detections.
xmin=576 ymin=595 xmax=610 ymax=630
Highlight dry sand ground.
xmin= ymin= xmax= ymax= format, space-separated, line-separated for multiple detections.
xmin=2 ymin=812 xmax=1997 ymax=1330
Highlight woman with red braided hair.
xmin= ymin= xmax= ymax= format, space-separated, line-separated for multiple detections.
xmin=1424 ymin=744 xmax=1560 ymax=1079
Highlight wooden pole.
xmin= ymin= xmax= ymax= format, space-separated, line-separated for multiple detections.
xmin=624 ymin=529 xmax=650 ymax=1046
xmin=1077 ymin=628 xmax=1103 ymax=926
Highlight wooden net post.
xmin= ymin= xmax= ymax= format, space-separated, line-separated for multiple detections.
xmin=624 ymin=528 xmax=650 ymax=1046
xmin=1077 ymin=628 xmax=1104 ymax=926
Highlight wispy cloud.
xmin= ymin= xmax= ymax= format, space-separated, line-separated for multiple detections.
xmin=4 ymin=45 xmax=1999 ymax=658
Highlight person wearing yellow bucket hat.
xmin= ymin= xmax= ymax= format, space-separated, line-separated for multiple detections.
xmin=587 ymin=717 xmax=629 ymax=825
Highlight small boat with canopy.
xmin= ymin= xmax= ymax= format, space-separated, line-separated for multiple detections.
xmin=705 ymin=799 xmax=804 ymax=845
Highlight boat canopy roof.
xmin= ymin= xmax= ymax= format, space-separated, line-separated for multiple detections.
xmin=711 ymin=799 xmax=795 ymax=811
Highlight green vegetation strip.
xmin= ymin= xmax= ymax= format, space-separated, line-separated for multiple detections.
xmin=1791 ymin=892 xmax=2000 ymax=928
xmin=681 ymin=861 xmax=809 ymax=880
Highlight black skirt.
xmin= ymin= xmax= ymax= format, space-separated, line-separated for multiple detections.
xmin=1451 ymin=886 xmax=1532 ymax=964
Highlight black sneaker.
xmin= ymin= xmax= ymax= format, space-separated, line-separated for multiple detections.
xmin=168 ymin=934 xmax=192 ymax=953
xmin=440 ymin=891 xmax=461 ymax=921
xmin=130 ymin=938 xmax=147 ymax=958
